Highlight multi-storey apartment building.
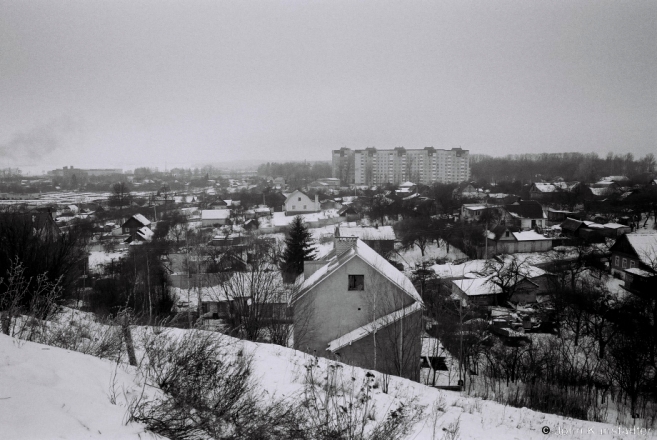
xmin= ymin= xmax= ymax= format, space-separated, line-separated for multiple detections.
xmin=332 ymin=147 xmax=469 ymax=186
xmin=331 ymin=148 xmax=356 ymax=185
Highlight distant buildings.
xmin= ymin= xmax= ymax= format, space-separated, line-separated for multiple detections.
xmin=48 ymin=166 xmax=123 ymax=177
xmin=332 ymin=147 xmax=470 ymax=186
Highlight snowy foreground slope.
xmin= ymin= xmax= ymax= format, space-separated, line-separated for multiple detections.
xmin=2 ymin=326 xmax=654 ymax=440
xmin=0 ymin=334 xmax=153 ymax=440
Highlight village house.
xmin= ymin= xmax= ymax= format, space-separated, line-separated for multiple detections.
xmin=283 ymin=190 xmax=320 ymax=215
xmin=335 ymin=225 xmax=396 ymax=257
xmin=560 ymin=218 xmax=606 ymax=243
xmin=529 ymin=181 xmax=587 ymax=202
xmin=292 ymin=237 xmax=423 ymax=380
xmin=121 ymin=213 xmax=151 ymax=235
xmin=451 ymin=276 xmax=540 ymax=306
xmin=547 ymin=208 xmax=580 ymax=226
xmin=609 ymin=232 xmax=657 ymax=282
xmin=502 ymin=200 xmax=546 ymax=230
xmin=481 ymin=226 xmax=553 ymax=258
xmin=201 ymin=209 xmax=232 ymax=227
xmin=337 ymin=204 xmax=359 ymax=222
xmin=601 ymin=223 xmax=632 ymax=238
xmin=461 ymin=203 xmax=497 ymax=222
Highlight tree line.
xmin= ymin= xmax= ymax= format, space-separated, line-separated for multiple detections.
xmin=471 ymin=152 xmax=656 ymax=183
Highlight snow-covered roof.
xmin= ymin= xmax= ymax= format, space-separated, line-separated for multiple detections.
xmin=452 ymin=277 xmax=501 ymax=296
xmin=132 ymin=213 xmax=151 ymax=226
xmin=590 ymin=187 xmax=611 ymax=196
xmin=603 ymin=223 xmax=629 ymax=229
xmin=296 ymin=239 xmax=422 ymax=303
xmin=624 ymin=267 xmax=655 ymax=278
xmin=399 ymin=181 xmax=416 ymax=188
xmin=625 ymin=233 xmax=657 ymax=267
xmin=601 ymin=175 xmax=629 ymax=182
xmin=421 ymin=337 xmax=443 ymax=357
xmin=327 ymin=302 xmax=423 ymax=352
xmin=582 ymin=221 xmax=604 ymax=229
xmin=532 ymin=183 xmax=557 ymax=193
xmin=512 ymin=231 xmax=552 ymax=241
xmin=201 ymin=210 xmax=231 ymax=220
xmin=284 ymin=189 xmax=311 ymax=204
xmin=463 ymin=204 xmax=487 ymax=211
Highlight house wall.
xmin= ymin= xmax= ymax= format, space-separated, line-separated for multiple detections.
xmin=334 ymin=310 xmax=423 ymax=381
xmin=611 ymin=252 xmax=642 ymax=280
xmin=293 ymin=256 xmax=415 ymax=358
xmin=509 ymin=290 xmax=537 ymax=304
xmin=201 ymin=217 xmax=230 ymax=227
xmin=484 ymin=238 xmax=552 ymax=257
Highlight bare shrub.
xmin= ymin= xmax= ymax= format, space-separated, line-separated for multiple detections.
xmin=127 ymin=330 xmax=304 ymax=439
xmin=440 ymin=416 xmax=461 ymax=440
xmin=1 ymin=259 xmax=61 ymax=336
xmin=300 ymin=361 xmax=421 ymax=439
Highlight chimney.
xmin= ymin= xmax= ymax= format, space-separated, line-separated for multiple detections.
xmin=334 ymin=236 xmax=358 ymax=255
xmin=304 ymin=260 xmax=327 ymax=279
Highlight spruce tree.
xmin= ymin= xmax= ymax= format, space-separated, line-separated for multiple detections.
xmin=282 ymin=216 xmax=316 ymax=280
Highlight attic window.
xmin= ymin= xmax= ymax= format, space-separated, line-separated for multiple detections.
xmin=505 ymin=231 xmax=510 ymax=237
xmin=298 ymin=197 xmax=301 ymax=201
xmin=348 ymin=275 xmax=364 ymax=291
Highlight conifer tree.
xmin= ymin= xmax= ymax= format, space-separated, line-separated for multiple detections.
xmin=282 ymin=216 xmax=316 ymax=280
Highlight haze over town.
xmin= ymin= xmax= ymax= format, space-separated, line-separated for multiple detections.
xmin=2 ymin=1 xmax=656 ymax=173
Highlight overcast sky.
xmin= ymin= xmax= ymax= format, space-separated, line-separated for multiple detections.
xmin=1 ymin=1 xmax=655 ymax=172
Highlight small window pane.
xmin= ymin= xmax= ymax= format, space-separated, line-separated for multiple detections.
xmin=348 ymin=275 xmax=364 ymax=291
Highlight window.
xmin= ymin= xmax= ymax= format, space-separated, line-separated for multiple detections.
xmin=303 ymin=205 xmax=306 ymax=209
xmin=298 ymin=197 xmax=301 ymax=201
xmin=348 ymin=275 xmax=364 ymax=291
xmin=615 ymin=256 xmax=619 ymax=267
xmin=630 ymin=260 xmax=636 ymax=268
xmin=622 ymin=258 xmax=627 ymax=269
xmin=505 ymin=231 xmax=510 ymax=237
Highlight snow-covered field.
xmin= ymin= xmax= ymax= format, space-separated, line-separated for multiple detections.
xmin=3 ymin=315 xmax=652 ymax=440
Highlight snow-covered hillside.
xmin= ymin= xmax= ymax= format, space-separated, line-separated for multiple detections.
xmin=2 ymin=324 xmax=653 ymax=439
xmin=0 ymin=334 xmax=152 ymax=440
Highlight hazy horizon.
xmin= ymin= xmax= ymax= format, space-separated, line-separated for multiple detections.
xmin=2 ymin=1 xmax=655 ymax=172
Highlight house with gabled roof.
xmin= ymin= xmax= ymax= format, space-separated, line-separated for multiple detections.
xmin=292 ymin=237 xmax=423 ymax=380
xmin=283 ymin=190 xmax=320 ymax=215
xmin=609 ymin=232 xmax=657 ymax=282
xmin=482 ymin=225 xmax=553 ymax=257
xmin=502 ymin=200 xmax=546 ymax=230
xmin=121 ymin=214 xmax=151 ymax=235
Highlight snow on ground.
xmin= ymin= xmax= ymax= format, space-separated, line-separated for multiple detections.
xmin=0 ymin=334 xmax=153 ymax=440
xmin=431 ymin=259 xmax=488 ymax=279
xmin=4 ymin=317 xmax=653 ymax=440
xmin=201 ymin=330 xmax=646 ymax=440
xmin=393 ymin=241 xmax=468 ymax=270
xmin=257 ymin=209 xmax=342 ymax=228
xmin=89 ymin=250 xmax=127 ymax=270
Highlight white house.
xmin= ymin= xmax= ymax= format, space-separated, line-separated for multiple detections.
xmin=283 ymin=190 xmax=320 ymax=215
xmin=201 ymin=210 xmax=231 ymax=227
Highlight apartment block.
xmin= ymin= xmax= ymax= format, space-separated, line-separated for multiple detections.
xmin=332 ymin=147 xmax=470 ymax=186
